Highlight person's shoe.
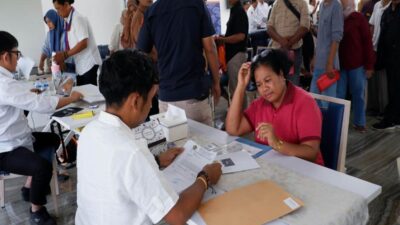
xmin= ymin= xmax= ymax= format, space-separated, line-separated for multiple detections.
xmin=21 ymin=187 xmax=30 ymax=202
xmin=353 ymin=125 xmax=367 ymax=133
xmin=30 ymin=207 xmax=57 ymax=225
xmin=372 ymin=120 xmax=397 ymax=130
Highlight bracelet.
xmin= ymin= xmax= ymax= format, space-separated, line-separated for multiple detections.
xmin=196 ymin=176 xmax=208 ymax=189
xmin=275 ymin=139 xmax=284 ymax=152
xmin=197 ymin=170 xmax=210 ymax=187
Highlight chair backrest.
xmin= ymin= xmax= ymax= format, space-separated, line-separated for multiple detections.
xmin=309 ymin=93 xmax=350 ymax=172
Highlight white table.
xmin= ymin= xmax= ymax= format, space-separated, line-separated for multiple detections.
xmin=185 ymin=120 xmax=381 ymax=225
xmin=30 ymin=108 xmax=382 ymax=225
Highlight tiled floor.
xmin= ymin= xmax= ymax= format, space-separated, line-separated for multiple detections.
xmin=0 ymin=97 xmax=399 ymax=225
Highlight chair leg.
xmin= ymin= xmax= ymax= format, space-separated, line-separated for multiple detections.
xmin=52 ymin=158 xmax=59 ymax=196
xmin=50 ymin=166 xmax=59 ymax=216
xmin=0 ymin=179 xmax=5 ymax=208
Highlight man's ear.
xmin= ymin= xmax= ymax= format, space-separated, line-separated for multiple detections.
xmin=127 ymin=92 xmax=141 ymax=111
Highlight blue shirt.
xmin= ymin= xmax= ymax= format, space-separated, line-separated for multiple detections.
xmin=137 ymin=0 xmax=215 ymax=101
xmin=314 ymin=0 xmax=343 ymax=70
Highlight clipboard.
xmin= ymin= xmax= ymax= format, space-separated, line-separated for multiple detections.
xmin=198 ymin=180 xmax=304 ymax=225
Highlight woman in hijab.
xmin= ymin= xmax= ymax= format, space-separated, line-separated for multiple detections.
xmin=38 ymin=9 xmax=64 ymax=74
xmin=121 ymin=0 xmax=138 ymax=49
xmin=337 ymin=0 xmax=375 ymax=132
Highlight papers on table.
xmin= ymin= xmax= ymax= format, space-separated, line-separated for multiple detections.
xmin=163 ymin=139 xmax=262 ymax=194
xmin=72 ymin=84 xmax=105 ymax=103
xmin=216 ymin=151 xmax=260 ymax=174
xmin=163 ymin=140 xmax=217 ymax=193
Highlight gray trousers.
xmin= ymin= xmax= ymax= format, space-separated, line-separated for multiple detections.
xmin=227 ymin=52 xmax=248 ymax=106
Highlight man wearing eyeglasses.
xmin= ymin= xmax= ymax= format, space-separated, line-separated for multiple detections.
xmin=0 ymin=31 xmax=83 ymax=225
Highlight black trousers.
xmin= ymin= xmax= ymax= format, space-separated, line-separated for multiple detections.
xmin=383 ymin=61 xmax=400 ymax=123
xmin=0 ymin=132 xmax=60 ymax=205
xmin=76 ymin=65 xmax=99 ymax=86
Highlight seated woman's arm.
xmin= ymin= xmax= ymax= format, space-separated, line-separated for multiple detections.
xmin=225 ymin=63 xmax=253 ymax=136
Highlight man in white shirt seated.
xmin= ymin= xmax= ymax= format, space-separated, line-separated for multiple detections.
xmin=75 ymin=49 xmax=222 ymax=225
xmin=0 ymin=31 xmax=83 ymax=225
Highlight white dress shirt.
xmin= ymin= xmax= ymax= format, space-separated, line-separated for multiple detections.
xmin=247 ymin=5 xmax=259 ymax=33
xmin=369 ymin=1 xmax=390 ymax=51
xmin=255 ymin=1 xmax=271 ymax=29
xmin=0 ymin=66 xmax=59 ymax=153
xmin=76 ymin=111 xmax=179 ymax=225
xmin=65 ymin=9 xmax=102 ymax=75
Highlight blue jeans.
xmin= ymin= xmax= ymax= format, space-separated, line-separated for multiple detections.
xmin=337 ymin=67 xmax=366 ymax=126
xmin=310 ymin=68 xmax=337 ymax=108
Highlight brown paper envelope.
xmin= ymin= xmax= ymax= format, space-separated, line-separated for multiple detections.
xmin=198 ymin=180 xmax=304 ymax=225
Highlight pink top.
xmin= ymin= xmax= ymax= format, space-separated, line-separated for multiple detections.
xmin=244 ymin=83 xmax=325 ymax=166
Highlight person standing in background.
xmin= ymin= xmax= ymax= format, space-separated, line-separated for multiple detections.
xmin=138 ymin=0 xmax=221 ymax=126
xmin=53 ymin=0 xmax=102 ymax=86
xmin=215 ymin=0 xmax=248 ymax=106
xmin=38 ymin=9 xmax=64 ymax=75
xmin=337 ymin=0 xmax=375 ymax=132
xmin=121 ymin=0 xmax=138 ymax=49
xmin=267 ymin=0 xmax=310 ymax=86
xmin=366 ymin=0 xmax=390 ymax=117
xmin=372 ymin=0 xmax=400 ymax=130
xmin=310 ymin=0 xmax=343 ymax=102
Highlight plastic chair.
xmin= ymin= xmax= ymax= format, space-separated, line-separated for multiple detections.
xmin=310 ymin=93 xmax=351 ymax=172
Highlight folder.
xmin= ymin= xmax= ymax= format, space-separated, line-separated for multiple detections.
xmin=198 ymin=180 xmax=303 ymax=225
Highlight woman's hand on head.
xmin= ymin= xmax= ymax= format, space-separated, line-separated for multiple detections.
xmin=238 ymin=62 xmax=252 ymax=88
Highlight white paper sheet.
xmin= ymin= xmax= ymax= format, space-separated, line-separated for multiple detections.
xmin=163 ymin=140 xmax=217 ymax=193
xmin=72 ymin=84 xmax=105 ymax=103
xmin=216 ymin=150 xmax=260 ymax=174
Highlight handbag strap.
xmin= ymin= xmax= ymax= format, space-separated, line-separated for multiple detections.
xmin=283 ymin=0 xmax=301 ymax=21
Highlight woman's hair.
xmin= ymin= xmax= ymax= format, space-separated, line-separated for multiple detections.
xmin=52 ymin=0 xmax=75 ymax=4
xmin=250 ymin=49 xmax=293 ymax=82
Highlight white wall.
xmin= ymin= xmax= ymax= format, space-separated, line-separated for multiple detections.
xmin=0 ymin=0 xmax=46 ymax=64
xmin=41 ymin=0 xmax=125 ymax=46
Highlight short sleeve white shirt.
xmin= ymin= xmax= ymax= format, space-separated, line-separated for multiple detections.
xmin=75 ymin=111 xmax=179 ymax=225
xmin=369 ymin=1 xmax=390 ymax=51
xmin=247 ymin=5 xmax=258 ymax=33
xmin=0 ymin=66 xmax=59 ymax=153
xmin=65 ymin=10 xmax=102 ymax=75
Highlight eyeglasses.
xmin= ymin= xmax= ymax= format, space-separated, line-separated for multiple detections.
xmin=251 ymin=49 xmax=272 ymax=63
xmin=8 ymin=50 xmax=22 ymax=60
